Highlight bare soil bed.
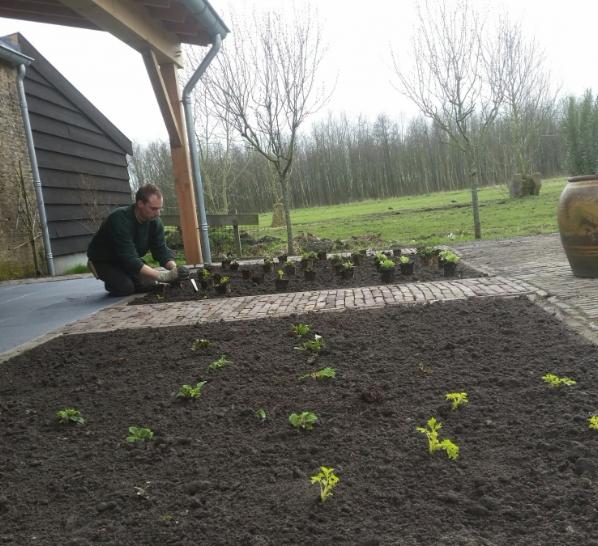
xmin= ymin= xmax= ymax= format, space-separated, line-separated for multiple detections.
xmin=1 ymin=297 xmax=598 ymax=545
xmin=131 ymin=255 xmax=482 ymax=305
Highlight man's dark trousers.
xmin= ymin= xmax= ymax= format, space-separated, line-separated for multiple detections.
xmin=91 ymin=261 xmax=156 ymax=296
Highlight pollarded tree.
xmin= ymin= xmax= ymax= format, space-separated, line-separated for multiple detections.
xmin=204 ymin=7 xmax=329 ymax=254
xmin=392 ymin=0 xmax=505 ymax=239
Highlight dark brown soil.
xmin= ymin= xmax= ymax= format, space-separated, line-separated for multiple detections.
xmin=2 ymin=297 xmax=598 ymax=545
xmin=131 ymin=255 xmax=483 ymax=305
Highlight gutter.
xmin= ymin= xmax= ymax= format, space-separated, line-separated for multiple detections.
xmin=0 ymin=41 xmax=55 ymax=276
xmin=181 ymin=0 xmax=229 ymax=265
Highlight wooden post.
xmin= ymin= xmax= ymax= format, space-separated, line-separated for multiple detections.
xmin=233 ymin=220 xmax=241 ymax=256
xmin=159 ymin=63 xmax=203 ymax=264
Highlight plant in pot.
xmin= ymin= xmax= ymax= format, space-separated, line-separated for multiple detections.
xmin=340 ymin=260 xmax=355 ymax=280
xmin=278 ymin=253 xmax=288 ymax=264
xmin=284 ymin=261 xmax=296 ymax=276
xmin=214 ymin=275 xmax=231 ymax=295
xmin=304 ymin=266 xmax=316 ymax=281
xmin=351 ymin=252 xmax=363 ymax=266
xmin=416 ymin=246 xmax=436 ymax=267
xmin=317 ymin=250 xmax=327 ymax=261
xmin=301 ymin=251 xmax=317 ymax=269
xmin=274 ymin=268 xmax=290 ymax=291
xmin=391 ymin=245 xmax=402 ymax=258
xmin=440 ymin=251 xmax=460 ymax=277
xmin=374 ymin=251 xmax=387 ymax=270
xmin=220 ymin=253 xmax=232 ymax=269
xmin=197 ymin=267 xmax=213 ymax=290
xmin=229 ymin=257 xmax=240 ymax=271
xmin=379 ymin=258 xmax=396 ymax=282
xmin=399 ymin=255 xmax=414 ymax=275
xmin=262 ymin=256 xmax=273 ymax=273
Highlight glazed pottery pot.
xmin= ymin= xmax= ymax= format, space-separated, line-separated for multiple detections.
xmin=558 ymin=175 xmax=598 ymax=277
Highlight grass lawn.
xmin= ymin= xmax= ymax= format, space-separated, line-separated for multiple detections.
xmin=256 ymin=177 xmax=566 ymax=251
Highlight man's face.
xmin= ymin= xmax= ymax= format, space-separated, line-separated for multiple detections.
xmin=136 ymin=193 xmax=163 ymax=222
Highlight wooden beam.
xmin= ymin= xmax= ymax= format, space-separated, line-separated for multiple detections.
xmin=160 ymin=63 xmax=203 ymax=264
xmin=141 ymin=49 xmax=182 ymax=147
xmin=59 ymin=0 xmax=183 ymax=66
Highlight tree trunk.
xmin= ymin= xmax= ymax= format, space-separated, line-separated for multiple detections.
xmin=468 ymin=151 xmax=482 ymax=239
xmin=278 ymin=174 xmax=294 ymax=255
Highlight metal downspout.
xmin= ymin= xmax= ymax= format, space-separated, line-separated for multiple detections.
xmin=182 ymin=34 xmax=222 ymax=265
xmin=17 ymin=64 xmax=55 ymax=276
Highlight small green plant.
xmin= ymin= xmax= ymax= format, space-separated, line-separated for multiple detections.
xmin=291 ymin=323 xmax=311 ymax=337
xmin=439 ymin=250 xmax=460 ymax=263
xmin=55 ymin=407 xmax=85 ymax=425
xmin=199 ymin=268 xmax=211 ymax=279
xmin=263 ymin=256 xmax=273 ymax=265
xmin=300 ymin=367 xmax=336 ymax=380
xmin=416 ymin=417 xmax=459 ymax=460
xmin=256 ymin=408 xmax=267 ymax=422
xmin=374 ymin=251 xmax=386 ymax=264
xmin=276 ymin=268 xmax=286 ymax=280
xmin=588 ymin=416 xmax=598 ymax=430
xmin=445 ymin=392 xmax=469 ymax=410
xmin=289 ymin=411 xmax=319 ymax=429
xmin=399 ymin=255 xmax=411 ymax=264
xmin=301 ymin=251 xmax=317 ymax=262
xmin=542 ymin=373 xmax=576 ymax=387
xmin=191 ymin=338 xmax=210 ymax=350
xmin=295 ymin=334 xmax=325 ymax=353
xmin=416 ymin=245 xmax=435 ymax=259
xmin=215 ymin=275 xmax=230 ymax=287
xmin=341 ymin=260 xmax=354 ymax=270
xmin=209 ymin=355 xmax=232 ymax=370
xmin=379 ymin=258 xmax=396 ymax=270
xmin=310 ymin=466 xmax=340 ymax=502
xmin=176 ymin=381 xmax=207 ymax=399
xmin=127 ymin=426 xmax=154 ymax=443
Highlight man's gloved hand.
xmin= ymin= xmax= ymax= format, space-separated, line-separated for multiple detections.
xmin=176 ymin=265 xmax=190 ymax=280
xmin=157 ymin=267 xmax=179 ymax=283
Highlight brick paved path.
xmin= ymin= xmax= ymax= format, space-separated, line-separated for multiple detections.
xmin=62 ymin=276 xmax=535 ymax=335
xmin=453 ymin=233 xmax=598 ymax=343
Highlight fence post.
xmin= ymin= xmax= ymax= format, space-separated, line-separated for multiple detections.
xmin=233 ymin=220 xmax=241 ymax=255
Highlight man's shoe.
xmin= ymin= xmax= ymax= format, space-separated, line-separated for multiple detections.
xmin=87 ymin=260 xmax=99 ymax=279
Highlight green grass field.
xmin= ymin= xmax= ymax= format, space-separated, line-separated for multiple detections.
xmin=255 ymin=176 xmax=566 ymax=252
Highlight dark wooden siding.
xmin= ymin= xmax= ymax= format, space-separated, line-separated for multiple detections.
xmin=20 ymin=40 xmax=132 ymax=257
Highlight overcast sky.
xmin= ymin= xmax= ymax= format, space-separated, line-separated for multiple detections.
xmin=1 ymin=0 xmax=597 ymax=145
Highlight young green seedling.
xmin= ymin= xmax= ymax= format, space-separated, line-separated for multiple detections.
xmin=542 ymin=373 xmax=576 ymax=387
xmin=416 ymin=417 xmax=460 ymax=460
xmin=310 ymin=466 xmax=340 ymax=502
xmin=300 ymin=367 xmax=336 ymax=380
xmin=276 ymin=268 xmax=286 ymax=280
xmin=256 ymin=408 xmax=267 ymax=422
xmin=209 ymin=355 xmax=232 ymax=370
xmin=55 ymin=407 xmax=86 ymax=425
xmin=588 ymin=416 xmax=598 ymax=430
xmin=176 ymin=381 xmax=207 ymax=399
xmin=445 ymin=392 xmax=468 ymax=410
xmin=127 ymin=426 xmax=154 ymax=443
xmin=292 ymin=323 xmax=311 ymax=337
xmin=295 ymin=334 xmax=325 ymax=353
xmin=289 ymin=411 xmax=319 ymax=430
xmin=191 ymin=338 xmax=210 ymax=351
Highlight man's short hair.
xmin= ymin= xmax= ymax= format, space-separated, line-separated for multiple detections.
xmin=135 ymin=184 xmax=162 ymax=204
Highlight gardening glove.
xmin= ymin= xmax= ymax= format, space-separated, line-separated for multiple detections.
xmin=157 ymin=267 xmax=179 ymax=283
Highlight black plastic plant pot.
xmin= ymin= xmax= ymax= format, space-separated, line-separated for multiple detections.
xmin=221 ymin=259 xmax=231 ymax=270
xmin=275 ymin=279 xmax=290 ymax=291
xmin=215 ymin=283 xmax=230 ymax=295
xmin=341 ymin=268 xmax=354 ymax=280
xmin=241 ymin=269 xmax=251 ymax=280
xmin=400 ymin=262 xmax=414 ymax=275
xmin=302 ymin=259 xmax=315 ymax=269
xmin=380 ymin=269 xmax=395 ymax=283
xmin=230 ymin=262 xmax=239 ymax=271
xmin=392 ymin=248 xmax=402 ymax=257
xmin=200 ymin=278 xmax=214 ymax=290
xmin=304 ymin=270 xmax=316 ymax=281
xmin=278 ymin=255 xmax=288 ymax=263
xmin=317 ymin=251 xmax=327 ymax=260
xmin=443 ymin=262 xmax=457 ymax=277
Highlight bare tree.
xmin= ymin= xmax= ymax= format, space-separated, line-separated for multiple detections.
xmin=392 ymin=0 xmax=504 ymax=239
xmin=499 ymin=17 xmax=556 ymax=177
xmin=204 ymin=7 xmax=329 ymax=253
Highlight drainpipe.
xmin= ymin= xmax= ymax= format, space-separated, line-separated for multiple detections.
xmin=181 ymin=33 xmax=222 ymax=265
xmin=17 ymin=64 xmax=55 ymax=276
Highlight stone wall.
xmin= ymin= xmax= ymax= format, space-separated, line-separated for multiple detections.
xmin=0 ymin=61 xmax=43 ymax=279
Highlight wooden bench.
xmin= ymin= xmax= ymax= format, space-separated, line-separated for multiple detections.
xmin=161 ymin=212 xmax=259 ymax=255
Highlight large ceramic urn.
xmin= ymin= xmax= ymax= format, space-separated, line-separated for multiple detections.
xmin=557 ymin=175 xmax=598 ymax=278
